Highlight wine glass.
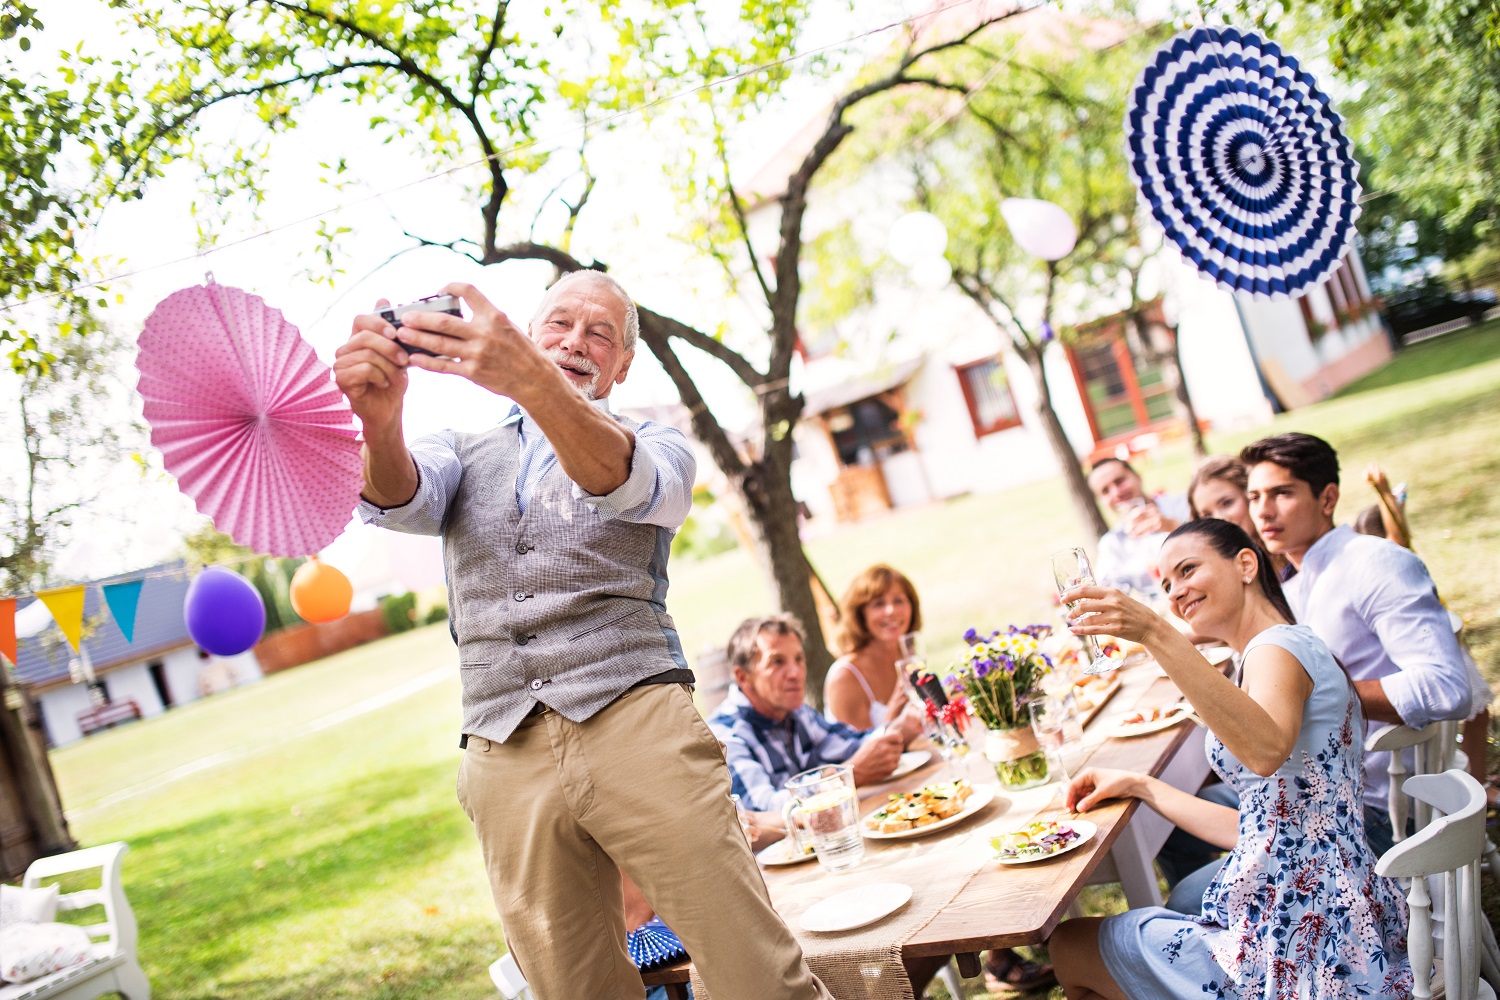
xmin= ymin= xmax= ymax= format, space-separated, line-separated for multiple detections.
xmin=1051 ymin=547 xmax=1118 ymax=675
xmin=893 ymin=644 xmax=970 ymax=778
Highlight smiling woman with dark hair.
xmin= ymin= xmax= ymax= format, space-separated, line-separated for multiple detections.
xmin=1046 ymin=518 xmax=1411 ymax=1000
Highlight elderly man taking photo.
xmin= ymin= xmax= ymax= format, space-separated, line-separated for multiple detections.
xmin=333 ymin=272 xmax=834 ymax=1000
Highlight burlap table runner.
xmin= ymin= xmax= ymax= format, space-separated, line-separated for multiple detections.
xmin=690 ymin=778 xmax=1065 ymax=1000
xmin=689 ymin=661 xmax=1174 ymax=1000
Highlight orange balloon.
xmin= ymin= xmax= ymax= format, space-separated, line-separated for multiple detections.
xmin=289 ymin=557 xmax=353 ymax=623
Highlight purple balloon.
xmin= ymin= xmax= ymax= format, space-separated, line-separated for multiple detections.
xmin=184 ymin=566 xmax=266 ymax=656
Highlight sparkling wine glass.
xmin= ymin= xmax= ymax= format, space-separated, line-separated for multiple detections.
xmin=1051 ymin=547 xmax=1118 ymax=675
xmin=894 ymin=642 xmax=970 ymax=778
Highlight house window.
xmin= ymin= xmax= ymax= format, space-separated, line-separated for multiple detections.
xmin=828 ymin=397 xmax=908 ymax=466
xmin=955 ymin=358 xmax=1022 ymax=437
xmin=1071 ymin=337 xmax=1174 ymax=439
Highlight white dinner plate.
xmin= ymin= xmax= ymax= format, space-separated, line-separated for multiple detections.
xmin=799 ymin=882 xmax=913 ymax=933
xmin=1108 ymin=703 xmax=1192 ymax=738
xmin=1200 ymin=646 xmax=1235 ymax=668
xmin=994 ymin=820 xmax=1097 ymax=865
xmin=756 ymin=838 xmax=818 ymax=868
xmin=862 ymin=784 xmax=998 ymax=840
xmin=875 ymin=750 xmax=932 ymax=783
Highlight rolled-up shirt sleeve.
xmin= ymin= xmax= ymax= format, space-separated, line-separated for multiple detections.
xmin=572 ymin=421 xmax=695 ymax=529
xmin=356 ymin=430 xmax=462 ymax=536
xmin=1362 ymin=547 xmax=1470 ymax=728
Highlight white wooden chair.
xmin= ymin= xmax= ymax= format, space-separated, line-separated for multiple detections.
xmin=0 ymin=842 xmax=150 ymax=1000
xmin=487 ymin=954 xmax=531 ymax=1000
xmin=1376 ymin=770 xmax=1497 ymax=1000
xmin=1368 ymin=721 xmax=1500 ymax=988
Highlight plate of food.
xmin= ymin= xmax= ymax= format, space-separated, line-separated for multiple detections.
xmin=862 ymin=780 xmax=997 ymax=839
xmin=875 ymin=750 xmax=933 ymax=783
xmin=992 ymin=819 xmax=1097 ymax=864
xmin=756 ymin=836 xmax=818 ymax=868
xmin=1108 ymin=702 xmax=1193 ymax=738
xmin=1071 ymin=673 xmax=1122 ymax=725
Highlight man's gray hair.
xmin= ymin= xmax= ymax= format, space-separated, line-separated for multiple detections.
xmin=531 ymin=270 xmax=640 ymax=352
xmin=726 ymin=613 xmax=807 ymax=674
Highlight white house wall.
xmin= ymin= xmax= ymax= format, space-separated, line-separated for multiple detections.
xmin=102 ymin=663 xmax=166 ymax=719
xmin=1169 ymin=271 xmax=1276 ymax=432
xmin=162 ymin=647 xmax=206 ymax=707
xmin=37 ymin=685 xmax=94 ymax=747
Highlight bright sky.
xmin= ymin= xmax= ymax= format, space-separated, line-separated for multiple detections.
xmin=6 ymin=0 xmax=943 ymax=588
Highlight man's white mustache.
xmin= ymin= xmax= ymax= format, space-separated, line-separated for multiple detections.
xmin=544 ymin=349 xmax=600 ymax=377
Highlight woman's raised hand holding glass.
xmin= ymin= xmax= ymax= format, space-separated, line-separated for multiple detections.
xmin=1051 ymin=547 xmax=1119 ymax=676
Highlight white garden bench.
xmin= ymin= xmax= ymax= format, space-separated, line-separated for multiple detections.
xmin=0 ymin=842 xmax=150 ymax=1000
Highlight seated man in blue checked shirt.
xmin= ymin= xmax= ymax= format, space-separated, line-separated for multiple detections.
xmin=709 ymin=613 xmax=923 ymax=812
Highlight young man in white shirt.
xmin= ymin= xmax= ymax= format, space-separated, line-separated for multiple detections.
xmin=1242 ymin=431 xmax=1470 ymax=855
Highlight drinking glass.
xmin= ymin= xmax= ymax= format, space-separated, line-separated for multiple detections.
xmin=781 ymin=765 xmax=864 ymax=872
xmin=1028 ymin=692 xmax=1083 ymax=781
xmin=894 ymin=647 xmax=971 ymax=779
xmin=1051 ymin=547 xmax=1119 ymax=675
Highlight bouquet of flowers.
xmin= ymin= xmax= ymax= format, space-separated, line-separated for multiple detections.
xmin=951 ymin=625 xmax=1054 ymax=731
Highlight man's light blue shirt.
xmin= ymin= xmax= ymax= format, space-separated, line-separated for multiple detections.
xmin=357 ymin=398 xmax=695 ymax=532
xmin=1095 ymin=492 xmax=1192 ymax=596
xmin=1284 ymin=524 xmax=1469 ymax=810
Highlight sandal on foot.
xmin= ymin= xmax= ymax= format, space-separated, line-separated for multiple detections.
xmin=982 ymin=950 xmax=1057 ymax=993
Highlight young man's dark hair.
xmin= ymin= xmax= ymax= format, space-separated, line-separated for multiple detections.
xmin=1238 ymin=432 xmax=1340 ymax=498
xmin=1089 ymin=456 xmax=1137 ymax=477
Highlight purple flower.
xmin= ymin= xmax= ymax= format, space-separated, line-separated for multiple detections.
xmin=1040 ymin=321 xmax=1056 ymax=343
xmin=963 ymin=627 xmax=979 ymax=644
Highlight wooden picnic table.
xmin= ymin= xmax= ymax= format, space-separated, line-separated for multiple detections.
xmin=644 ymin=656 xmax=1216 ymax=996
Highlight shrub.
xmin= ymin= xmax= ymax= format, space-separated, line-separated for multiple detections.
xmin=379 ymin=592 xmax=417 ymax=634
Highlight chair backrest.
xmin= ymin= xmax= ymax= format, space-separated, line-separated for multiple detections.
xmin=1376 ymin=770 xmax=1490 ymax=1000
xmin=1366 ymin=722 xmax=1453 ymax=839
xmin=22 ymin=841 xmax=136 ymax=958
xmin=488 ymin=953 xmax=531 ymax=999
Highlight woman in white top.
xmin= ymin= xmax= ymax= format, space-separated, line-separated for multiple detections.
xmin=824 ymin=564 xmax=921 ymax=731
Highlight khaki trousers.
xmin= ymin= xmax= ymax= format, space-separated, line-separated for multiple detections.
xmin=457 ymin=683 xmax=833 ymax=1000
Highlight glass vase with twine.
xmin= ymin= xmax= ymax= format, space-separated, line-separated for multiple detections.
xmin=950 ymin=625 xmax=1055 ymax=789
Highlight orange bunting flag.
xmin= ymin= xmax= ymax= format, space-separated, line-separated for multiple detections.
xmin=0 ymin=597 xmax=15 ymax=666
xmin=37 ymin=586 xmax=87 ymax=653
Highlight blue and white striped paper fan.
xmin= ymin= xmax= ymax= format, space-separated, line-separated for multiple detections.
xmin=627 ymin=918 xmax=687 ymax=971
xmin=1126 ymin=26 xmax=1361 ymax=298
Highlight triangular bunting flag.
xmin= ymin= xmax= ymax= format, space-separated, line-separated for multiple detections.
xmin=37 ymin=586 xmax=87 ymax=653
xmin=101 ymin=579 xmax=145 ymax=644
xmin=0 ymin=598 xmax=15 ymax=666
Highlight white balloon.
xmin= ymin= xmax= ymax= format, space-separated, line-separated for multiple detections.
xmin=909 ymin=255 xmax=953 ymax=290
xmin=888 ymin=211 xmax=948 ymax=266
xmin=1001 ymin=198 xmax=1078 ymax=261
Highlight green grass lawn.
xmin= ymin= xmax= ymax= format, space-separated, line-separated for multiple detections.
xmin=50 ymin=320 xmax=1500 ymax=999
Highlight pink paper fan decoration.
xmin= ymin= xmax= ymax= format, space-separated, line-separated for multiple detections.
xmin=136 ymin=282 xmax=364 ymax=557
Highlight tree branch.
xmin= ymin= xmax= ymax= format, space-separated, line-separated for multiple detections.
xmin=637 ymin=307 xmax=766 ymax=390
xmin=636 ymin=313 xmax=748 ymax=481
xmin=711 ymin=104 xmax=773 ymax=306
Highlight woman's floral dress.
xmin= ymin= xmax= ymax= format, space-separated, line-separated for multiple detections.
xmin=1098 ymin=624 xmax=1413 ymax=998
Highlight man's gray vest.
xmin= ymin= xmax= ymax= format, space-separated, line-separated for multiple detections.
xmin=442 ymin=413 xmax=687 ymax=742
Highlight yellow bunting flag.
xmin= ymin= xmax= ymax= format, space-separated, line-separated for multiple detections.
xmin=0 ymin=598 xmax=15 ymax=666
xmin=37 ymin=586 xmax=87 ymax=653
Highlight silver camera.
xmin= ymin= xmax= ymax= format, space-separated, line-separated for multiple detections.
xmin=379 ymin=293 xmax=463 ymax=357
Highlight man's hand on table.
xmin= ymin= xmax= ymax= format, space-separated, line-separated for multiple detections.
xmin=850 ymin=729 xmax=905 ymax=785
xmin=889 ymin=701 xmax=926 ymax=746
xmin=742 ymin=810 xmax=787 ymax=854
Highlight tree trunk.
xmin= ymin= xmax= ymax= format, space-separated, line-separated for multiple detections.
xmin=1165 ymin=328 xmax=1208 ymax=459
xmin=736 ymin=453 xmax=836 ymax=707
xmin=1022 ymin=349 xmax=1109 ymax=539
xmin=0 ymin=678 xmax=74 ymax=880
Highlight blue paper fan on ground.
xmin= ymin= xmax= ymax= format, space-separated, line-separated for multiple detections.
xmin=627 ymin=917 xmax=688 ymax=971
xmin=1126 ymin=26 xmax=1361 ymax=298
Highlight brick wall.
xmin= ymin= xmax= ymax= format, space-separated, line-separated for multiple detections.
xmin=252 ymin=609 xmax=391 ymax=675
